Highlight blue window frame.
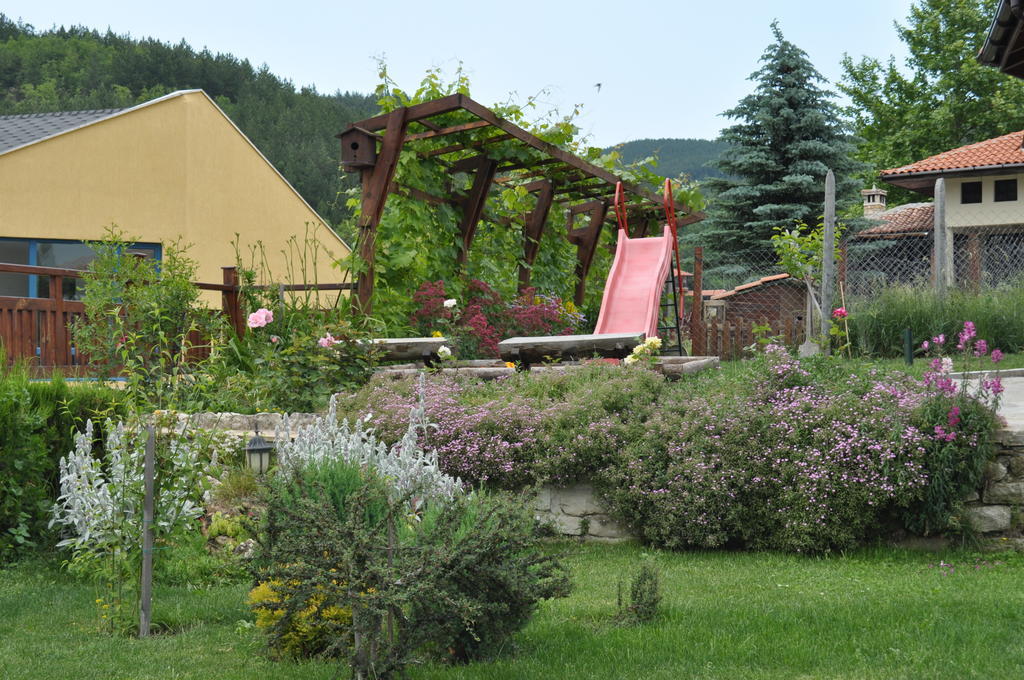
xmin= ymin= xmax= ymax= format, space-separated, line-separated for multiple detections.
xmin=0 ymin=237 xmax=162 ymax=299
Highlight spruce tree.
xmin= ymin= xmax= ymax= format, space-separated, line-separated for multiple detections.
xmin=700 ymin=22 xmax=861 ymax=277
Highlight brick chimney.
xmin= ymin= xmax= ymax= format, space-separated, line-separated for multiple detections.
xmin=861 ymin=185 xmax=888 ymax=218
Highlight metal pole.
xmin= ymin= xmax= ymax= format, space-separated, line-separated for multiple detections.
xmin=138 ymin=425 xmax=155 ymax=638
xmin=821 ymin=169 xmax=836 ymax=356
xmin=934 ymin=178 xmax=947 ymax=297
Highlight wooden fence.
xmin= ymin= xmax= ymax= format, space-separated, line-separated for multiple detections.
xmin=0 ymin=262 xmax=354 ymax=371
xmin=688 ymin=316 xmax=806 ymax=361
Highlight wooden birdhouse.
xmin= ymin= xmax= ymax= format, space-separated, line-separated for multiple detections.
xmin=339 ymin=127 xmax=378 ymax=171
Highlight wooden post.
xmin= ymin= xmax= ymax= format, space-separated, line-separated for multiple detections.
xmin=222 ymin=266 xmax=244 ymax=337
xmin=518 ymin=181 xmax=555 ymax=291
xmin=355 ymin=108 xmax=409 ymax=315
xmin=821 ymin=169 xmax=836 ymax=356
xmin=456 ymin=157 xmax=498 ymax=266
xmin=690 ymin=246 xmax=705 ymax=355
xmin=138 ymin=425 xmax=155 ymax=638
xmin=569 ymin=200 xmax=610 ymax=306
xmin=934 ymin=178 xmax=948 ymax=297
xmin=52 ymin=275 xmax=66 ymax=366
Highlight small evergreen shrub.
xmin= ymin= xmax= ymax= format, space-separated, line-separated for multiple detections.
xmin=616 ymin=556 xmax=661 ymax=625
xmin=253 ymin=396 xmax=569 ymax=675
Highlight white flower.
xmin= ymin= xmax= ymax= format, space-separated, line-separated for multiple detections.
xmin=443 ymin=298 xmax=458 ymax=309
xmin=940 ymin=357 xmax=953 ymax=374
xmin=623 ymin=355 xmax=638 ymax=366
xmin=437 ymin=345 xmax=453 ymax=359
xmin=644 ymin=336 xmax=662 ymax=350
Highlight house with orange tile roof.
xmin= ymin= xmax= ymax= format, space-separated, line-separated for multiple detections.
xmin=844 ymin=131 xmax=1024 ymax=293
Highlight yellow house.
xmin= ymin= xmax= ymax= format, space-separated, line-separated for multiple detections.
xmin=0 ymin=89 xmax=350 ymax=302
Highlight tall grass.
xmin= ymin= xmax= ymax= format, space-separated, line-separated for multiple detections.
xmin=848 ymin=284 xmax=1024 ymax=357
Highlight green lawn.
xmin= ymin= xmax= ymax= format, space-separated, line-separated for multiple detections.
xmin=3 ymin=542 xmax=1023 ymax=679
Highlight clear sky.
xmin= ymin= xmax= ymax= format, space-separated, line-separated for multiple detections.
xmin=3 ymin=0 xmax=917 ymax=146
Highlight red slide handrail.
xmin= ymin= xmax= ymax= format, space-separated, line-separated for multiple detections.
xmin=663 ymin=179 xmax=684 ymax=321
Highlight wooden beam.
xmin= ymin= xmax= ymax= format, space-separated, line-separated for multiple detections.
xmin=406 ymin=120 xmax=491 ymax=141
xmin=356 ymin=107 xmax=409 ymax=314
xmin=389 ymin=181 xmax=451 ymax=206
xmin=340 ymin=94 xmax=464 ymax=134
xmin=459 ymin=96 xmax=662 ymax=204
xmin=424 ymin=133 xmax=515 ymax=160
xmin=567 ymin=200 xmax=609 ymax=305
xmin=415 ymin=119 xmax=442 ymax=132
xmin=457 ymin=157 xmax=499 ymax=266
xmin=518 ymin=180 xmax=555 ymax=291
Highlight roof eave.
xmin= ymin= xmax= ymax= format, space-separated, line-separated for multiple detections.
xmin=881 ymin=162 xmax=1024 ymax=195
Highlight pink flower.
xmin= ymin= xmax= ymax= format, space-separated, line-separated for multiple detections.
xmin=318 ymin=333 xmax=336 ymax=348
xmin=247 ymin=308 xmax=274 ymax=329
xmin=932 ymin=334 xmax=945 ymax=345
xmin=992 ymin=348 xmax=1004 ymax=364
xmin=973 ymin=339 xmax=988 ymax=357
xmin=947 ymin=406 xmax=961 ymax=429
xmin=984 ymin=377 xmax=1005 ymax=396
xmin=832 ymin=307 xmax=848 ymax=319
xmin=921 ymin=340 xmax=930 ymax=351
xmin=270 ymin=335 xmax=280 ymax=344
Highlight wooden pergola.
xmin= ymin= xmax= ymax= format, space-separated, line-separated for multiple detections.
xmin=338 ymin=93 xmax=703 ymax=313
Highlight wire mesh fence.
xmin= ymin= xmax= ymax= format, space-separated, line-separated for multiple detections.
xmin=844 ymin=200 xmax=1024 ymax=297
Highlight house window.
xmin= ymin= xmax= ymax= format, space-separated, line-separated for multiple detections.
xmin=0 ymin=240 xmax=30 ymax=297
xmin=0 ymin=238 xmax=161 ymax=299
xmin=961 ymin=181 xmax=983 ymax=204
xmin=995 ymin=179 xmax=1018 ymax=202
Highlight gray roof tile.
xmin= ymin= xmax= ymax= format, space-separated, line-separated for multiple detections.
xmin=0 ymin=108 xmax=126 ymax=155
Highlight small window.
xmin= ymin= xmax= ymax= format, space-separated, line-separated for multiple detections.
xmin=961 ymin=181 xmax=982 ymax=204
xmin=995 ymin=179 xmax=1018 ymax=202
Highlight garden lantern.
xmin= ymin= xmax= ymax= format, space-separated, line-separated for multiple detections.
xmin=245 ymin=430 xmax=274 ymax=475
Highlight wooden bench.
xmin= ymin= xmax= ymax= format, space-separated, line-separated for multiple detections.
xmin=498 ymin=332 xmax=644 ymax=366
xmin=371 ymin=337 xmax=448 ymax=364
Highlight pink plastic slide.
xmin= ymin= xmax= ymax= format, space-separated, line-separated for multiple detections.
xmin=593 ymin=226 xmax=674 ymax=338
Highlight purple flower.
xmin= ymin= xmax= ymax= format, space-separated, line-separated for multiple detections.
xmin=991 ymin=348 xmax=1004 ymax=364
xmin=974 ymin=339 xmax=988 ymax=357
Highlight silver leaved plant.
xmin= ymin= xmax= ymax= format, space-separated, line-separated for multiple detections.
xmin=275 ymin=377 xmax=463 ymax=509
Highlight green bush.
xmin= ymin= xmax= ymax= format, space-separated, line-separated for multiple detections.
xmin=255 ymin=456 xmax=569 ymax=673
xmin=0 ymin=360 xmax=46 ymax=560
xmin=848 ymin=284 xmax=1024 ymax=357
xmin=0 ymin=365 xmax=124 ymax=561
xmin=408 ymin=490 xmax=571 ymax=662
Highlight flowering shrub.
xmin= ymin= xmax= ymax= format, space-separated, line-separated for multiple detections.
xmin=624 ymin=336 xmax=662 ymax=366
xmin=339 ymin=339 xmax=1000 ymax=552
xmin=409 ymin=279 xmax=584 ymax=358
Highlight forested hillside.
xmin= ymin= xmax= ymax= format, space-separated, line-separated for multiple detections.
xmin=612 ymin=137 xmax=728 ymax=182
xmin=0 ymin=16 xmax=378 ymax=231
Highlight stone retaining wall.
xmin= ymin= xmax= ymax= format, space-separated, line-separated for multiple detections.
xmin=964 ymin=430 xmax=1024 ymax=547
xmin=533 ymin=483 xmax=633 ymax=541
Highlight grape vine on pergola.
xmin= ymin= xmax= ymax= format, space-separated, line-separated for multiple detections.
xmin=338 ymin=93 xmax=703 ymax=314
